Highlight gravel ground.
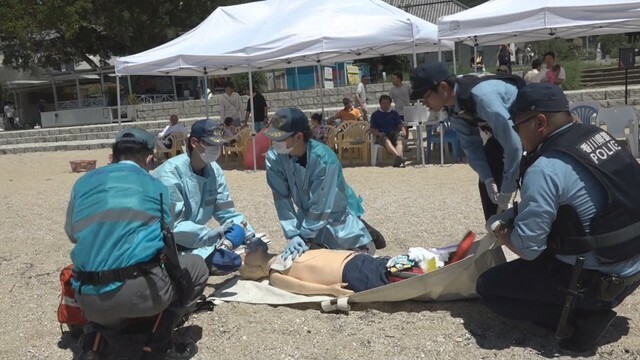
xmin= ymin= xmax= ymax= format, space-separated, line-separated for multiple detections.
xmin=0 ymin=149 xmax=638 ymax=360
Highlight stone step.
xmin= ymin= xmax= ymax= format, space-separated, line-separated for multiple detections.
xmin=0 ymin=118 xmax=201 ymax=140
xmin=581 ymin=66 xmax=640 ymax=75
xmin=0 ymin=128 xmax=168 ymax=146
xmin=0 ymin=139 xmax=114 ymax=155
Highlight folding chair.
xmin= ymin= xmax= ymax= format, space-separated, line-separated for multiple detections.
xmin=156 ymin=132 xmax=187 ymax=160
xmin=570 ymin=104 xmax=598 ymax=125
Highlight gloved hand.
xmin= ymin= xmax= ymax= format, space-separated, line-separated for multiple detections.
xmin=485 ymin=207 xmax=515 ymax=234
xmin=224 ymin=224 xmax=246 ymax=249
xmin=207 ymin=224 xmax=230 ymax=243
xmin=484 ymin=178 xmax=499 ymax=204
xmin=496 ymin=192 xmax=513 ymax=210
xmin=282 ymin=236 xmax=309 ymax=260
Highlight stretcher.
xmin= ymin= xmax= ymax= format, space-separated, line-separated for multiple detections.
xmin=209 ymin=234 xmax=507 ymax=312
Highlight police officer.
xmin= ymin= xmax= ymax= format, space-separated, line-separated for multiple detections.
xmin=66 ymin=128 xmax=208 ymax=359
xmin=264 ymin=107 xmax=385 ymax=259
xmin=153 ymin=119 xmax=253 ymax=269
xmin=477 ymin=84 xmax=640 ymax=352
xmin=410 ymin=62 xmax=523 ymax=220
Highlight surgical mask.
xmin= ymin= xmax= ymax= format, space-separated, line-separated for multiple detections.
xmin=272 ymin=140 xmax=293 ymax=155
xmin=199 ymin=145 xmax=221 ymax=163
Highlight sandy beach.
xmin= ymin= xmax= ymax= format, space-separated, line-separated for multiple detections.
xmin=0 ymin=149 xmax=638 ymax=359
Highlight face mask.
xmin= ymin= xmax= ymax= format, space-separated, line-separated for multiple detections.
xmin=199 ymin=145 xmax=221 ymax=163
xmin=272 ymin=140 xmax=293 ymax=155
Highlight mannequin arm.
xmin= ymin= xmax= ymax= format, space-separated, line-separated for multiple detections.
xmin=269 ymin=272 xmax=353 ymax=297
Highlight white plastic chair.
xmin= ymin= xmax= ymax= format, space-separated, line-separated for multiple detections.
xmin=596 ymin=105 xmax=639 ymax=157
xmin=370 ymin=133 xmax=384 ymax=166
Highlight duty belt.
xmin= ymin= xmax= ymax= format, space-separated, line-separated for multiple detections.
xmin=75 ymin=255 xmax=164 ymax=286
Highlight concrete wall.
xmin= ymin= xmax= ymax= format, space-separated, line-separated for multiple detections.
xmin=133 ymin=83 xmax=402 ymax=122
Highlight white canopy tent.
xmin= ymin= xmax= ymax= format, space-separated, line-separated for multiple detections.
xmin=115 ymin=0 xmax=455 ymax=169
xmin=116 ymin=0 xmax=454 ymax=76
xmin=437 ymin=0 xmax=640 ymax=45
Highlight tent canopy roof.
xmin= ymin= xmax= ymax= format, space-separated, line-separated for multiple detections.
xmin=438 ymin=0 xmax=640 ymax=45
xmin=116 ymin=0 xmax=453 ymax=76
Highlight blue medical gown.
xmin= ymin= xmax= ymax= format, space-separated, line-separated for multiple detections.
xmin=153 ymin=154 xmax=252 ymax=259
xmin=265 ymin=140 xmax=372 ymax=249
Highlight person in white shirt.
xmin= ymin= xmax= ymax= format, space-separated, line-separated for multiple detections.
xmin=220 ymin=82 xmax=243 ymax=127
xmin=540 ymin=51 xmax=566 ymax=87
xmin=388 ymin=72 xmax=411 ymax=120
xmin=388 ymin=72 xmax=412 ymax=143
xmin=157 ymin=114 xmax=188 ymax=149
xmin=355 ymin=76 xmax=369 ymax=121
xmin=524 ymin=59 xmax=543 ymax=84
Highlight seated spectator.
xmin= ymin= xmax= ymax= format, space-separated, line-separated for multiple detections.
xmin=369 ymin=95 xmax=405 ymax=168
xmin=223 ymin=117 xmax=240 ymax=145
xmin=310 ymin=113 xmax=328 ymax=144
xmin=156 ymin=114 xmax=187 ymax=150
xmin=328 ymin=98 xmax=363 ymax=125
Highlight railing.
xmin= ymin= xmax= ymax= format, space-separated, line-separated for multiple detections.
xmin=136 ymin=94 xmax=176 ymax=104
xmin=57 ymin=97 xmax=107 ymax=110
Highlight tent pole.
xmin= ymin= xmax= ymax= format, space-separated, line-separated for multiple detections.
xmin=408 ymin=18 xmax=417 ymax=68
xmin=51 ymin=76 xmax=58 ymax=111
xmin=116 ymin=76 xmax=122 ymax=129
xmin=438 ymin=40 xmax=442 ymax=62
xmin=172 ymin=76 xmax=178 ymax=101
xmin=248 ymin=66 xmax=257 ymax=172
xmin=452 ymin=44 xmax=458 ymax=75
xmin=317 ymin=62 xmax=324 ymax=116
xmin=127 ymin=75 xmax=133 ymax=95
xmin=75 ymin=75 xmax=82 ymax=109
xmin=204 ymin=69 xmax=209 ymax=119
xmin=99 ymin=69 xmax=105 ymax=105
xmin=474 ymin=36 xmax=478 ymax=73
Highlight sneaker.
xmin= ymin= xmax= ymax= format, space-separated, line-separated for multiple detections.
xmin=141 ymin=341 xmax=198 ymax=360
xmin=559 ymin=309 xmax=616 ymax=352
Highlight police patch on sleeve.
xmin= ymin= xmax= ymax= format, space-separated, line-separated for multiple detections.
xmin=578 ymin=131 xmax=621 ymax=165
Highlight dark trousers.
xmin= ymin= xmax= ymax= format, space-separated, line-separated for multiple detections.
xmin=477 ymin=136 xmax=505 ymax=221
xmin=476 ymin=252 xmax=640 ymax=330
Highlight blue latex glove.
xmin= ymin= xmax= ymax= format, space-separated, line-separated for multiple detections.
xmin=224 ymin=224 xmax=246 ymax=249
xmin=282 ymin=236 xmax=309 ymax=260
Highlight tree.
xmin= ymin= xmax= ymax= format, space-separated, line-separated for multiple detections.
xmin=0 ymin=0 xmax=253 ymax=71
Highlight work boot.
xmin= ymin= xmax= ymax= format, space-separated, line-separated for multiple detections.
xmin=141 ymin=341 xmax=198 ymax=360
xmin=559 ymin=309 xmax=617 ymax=352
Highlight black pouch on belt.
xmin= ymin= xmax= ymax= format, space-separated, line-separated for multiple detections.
xmin=596 ymin=274 xmax=626 ymax=302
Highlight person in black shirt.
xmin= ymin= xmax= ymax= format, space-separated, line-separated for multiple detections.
xmin=244 ymin=88 xmax=269 ymax=132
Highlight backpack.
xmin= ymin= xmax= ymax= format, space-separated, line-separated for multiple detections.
xmin=57 ymin=264 xmax=87 ymax=331
xmin=455 ymin=74 xmax=526 ymax=127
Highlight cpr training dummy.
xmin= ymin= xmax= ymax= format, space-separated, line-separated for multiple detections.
xmin=237 ymin=235 xmax=475 ymax=297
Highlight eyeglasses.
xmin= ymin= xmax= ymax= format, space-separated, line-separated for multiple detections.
xmin=512 ymin=114 xmax=538 ymax=133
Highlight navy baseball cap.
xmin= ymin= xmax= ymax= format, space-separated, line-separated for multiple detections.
xmin=264 ymin=107 xmax=310 ymax=141
xmin=514 ymin=83 xmax=570 ymax=115
xmin=115 ymin=127 xmax=156 ymax=150
xmin=410 ymin=62 xmax=450 ymax=100
xmin=190 ymin=119 xmax=227 ymax=145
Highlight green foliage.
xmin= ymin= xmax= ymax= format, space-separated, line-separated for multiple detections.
xmin=358 ymin=55 xmax=412 ymax=83
xmin=598 ymin=34 xmax=640 ymax=58
xmin=529 ymin=39 xmax=584 ymax=62
xmin=230 ymin=72 xmax=268 ymax=95
xmin=0 ymin=0 xmax=253 ymax=71
xmin=560 ymin=60 xmax=585 ymax=91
